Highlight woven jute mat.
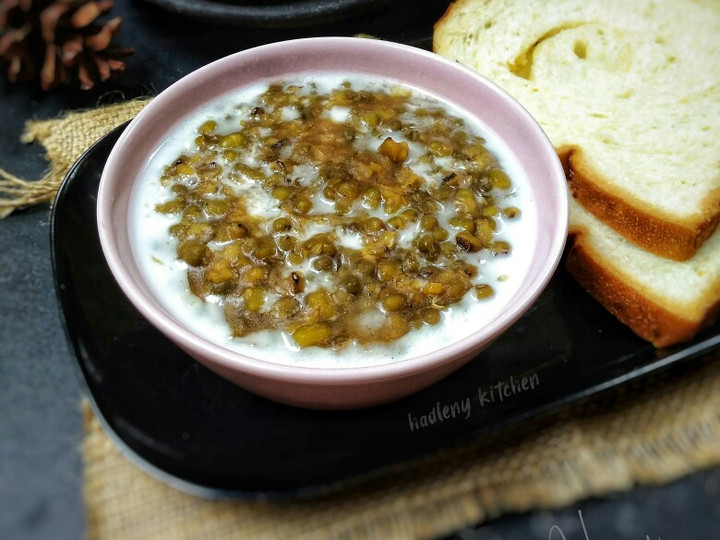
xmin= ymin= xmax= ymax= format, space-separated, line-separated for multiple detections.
xmin=4 ymin=103 xmax=720 ymax=539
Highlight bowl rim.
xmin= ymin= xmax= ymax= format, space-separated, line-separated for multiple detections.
xmin=97 ymin=36 xmax=568 ymax=385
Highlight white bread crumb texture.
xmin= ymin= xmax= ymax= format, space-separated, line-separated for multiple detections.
xmin=435 ymin=0 xmax=720 ymax=219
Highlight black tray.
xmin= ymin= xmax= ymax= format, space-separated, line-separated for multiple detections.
xmin=51 ymin=124 xmax=720 ymax=499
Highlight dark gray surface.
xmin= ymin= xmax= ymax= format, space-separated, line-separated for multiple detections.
xmin=1 ymin=0 xmax=719 ymax=538
xmin=449 ymin=468 xmax=720 ymax=539
xmin=0 ymin=206 xmax=85 ymax=540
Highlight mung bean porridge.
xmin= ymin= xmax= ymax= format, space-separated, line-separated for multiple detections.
xmin=130 ymin=74 xmax=536 ymax=368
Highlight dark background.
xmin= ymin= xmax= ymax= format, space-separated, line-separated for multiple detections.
xmin=1 ymin=0 xmax=718 ymax=538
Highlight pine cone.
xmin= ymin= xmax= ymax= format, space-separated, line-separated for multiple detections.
xmin=0 ymin=0 xmax=132 ymax=91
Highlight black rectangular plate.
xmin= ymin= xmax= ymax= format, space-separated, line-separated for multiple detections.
xmin=52 ymin=122 xmax=720 ymax=500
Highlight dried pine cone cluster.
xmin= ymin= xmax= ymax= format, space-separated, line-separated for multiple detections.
xmin=0 ymin=0 xmax=132 ymax=91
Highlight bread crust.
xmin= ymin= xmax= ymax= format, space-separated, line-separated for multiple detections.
xmin=565 ymin=225 xmax=720 ymax=347
xmin=558 ymin=146 xmax=720 ymax=262
xmin=432 ymin=0 xmax=457 ymax=34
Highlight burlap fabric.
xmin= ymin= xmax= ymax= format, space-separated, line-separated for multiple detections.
xmin=0 ymin=99 xmax=148 ymax=218
xmin=4 ymin=103 xmax=720 ymax=539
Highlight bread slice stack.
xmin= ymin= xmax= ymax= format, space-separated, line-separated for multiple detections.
xmin=434 ymin=0 xmax=720 ymax=347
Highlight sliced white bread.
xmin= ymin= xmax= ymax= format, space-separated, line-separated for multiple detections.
xmin=434 ymin=0 xmax=720 ymax=261
xmin=566 ymin=197 xmax=720 ymax=347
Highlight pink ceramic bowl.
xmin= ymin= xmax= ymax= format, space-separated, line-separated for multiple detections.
xmin=97 ymin=37 xmax=568 ymax=409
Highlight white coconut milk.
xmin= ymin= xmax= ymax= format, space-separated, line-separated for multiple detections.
xmin=129 ymin=74 xmax=537 ymax=368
